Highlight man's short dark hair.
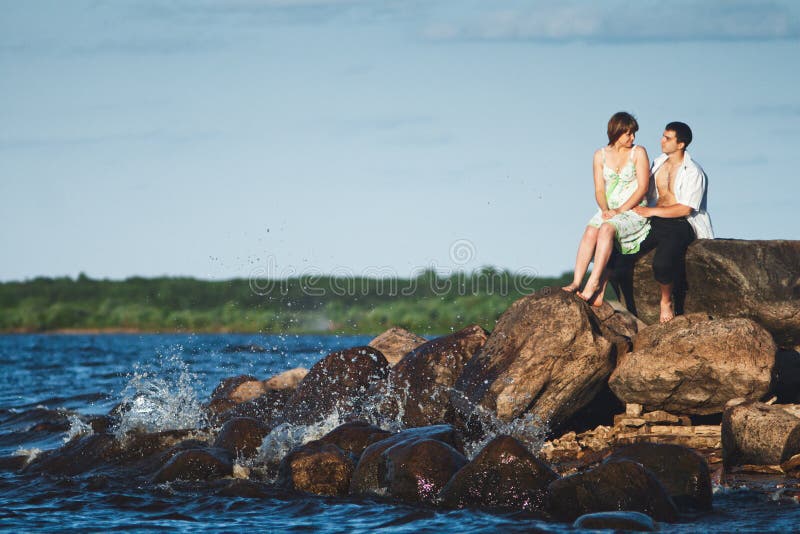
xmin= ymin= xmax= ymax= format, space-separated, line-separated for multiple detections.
xmin=665 ymin=121 xmax=692 ymax=148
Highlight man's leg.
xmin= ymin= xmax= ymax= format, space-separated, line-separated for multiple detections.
xmin=651 ymin=219 xmax=695 ymax=322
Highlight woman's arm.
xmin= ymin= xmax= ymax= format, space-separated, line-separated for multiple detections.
xmin=593 ymin=149 xmax=610 ymax=212
xmin=614 ymin=146 xmax=650 ymax=213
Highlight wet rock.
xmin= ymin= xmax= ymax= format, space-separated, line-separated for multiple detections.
xmin=153 ymin=447 xmax=233 ymax=482
xmin=207 ymin=375 xmax=267 ymax=414
xmin=722 ymin=401 xmax=800 ymax=468
xmin=350 ymin=425 xmax=464 ymax=497
xmin=368 ymin=327 xmax=427 ymax=366
xmin=263 ymin=367 xmax=308 ymax=390
xmin=384 ymin=438 xmax=467 ymax=505
xmin=282 ymin=346 xmax=390 ymax=425
xmin=0 ymin=455 xmax=32 ymax=472
xmin=440 ymin=435 xmax=558 ymax=512
xmin=607 ymin=443 xmax=712 ymax=511
xmin=623 ymin=239 xmax=800 ymax=346
xmin=387 ymin=324 xmax=489 ymax=427
xmin=213 ymin=417 xmax=269 ymax=458
xmin=573 ymin=511 xmax=656 ymax=532
xmin=277 ymin=442 xmax=355 ymax=496
xmin=211 ymin=389 xmax=292 ymax=428
xmin=316 ymin=421 xmax=391 ymax=457
xmin=609 ymin=315 xmax=776 ymax=415
xmin=23 ymin=433 xmax=121 ymax=476
xmin=547 ymin=459 xmax=678 ymax=522
xmin=453 ymin=291 xmax=615 ymax=431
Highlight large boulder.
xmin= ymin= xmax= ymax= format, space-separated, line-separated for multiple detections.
xmin=276 ymin=442 xmax=355 ymax=496
xmin=368 ymin=327 xmax=427 ymax=366
xmin=573 ymin=511 xmax=657 ymax=532
xmin=282 ymin=346 xmax=390 ymax=425
xmin=609 ymin=315 xmax=776 ymax=415
xmin=349 ymin=425 xmax=464 ymax=497
xmin=387 ymin=324 xmax=489 ymax=427
xmin=210 ymin=389 xmax=292 ymax=428
xmin=207 ymin=375 xmax=267 ymax=415
xmin=623 ymin=239 xmax=800 ymax=346
xmin=439 ymin=435 xmax=558 ymax=512
xmin=453 ymin=291 xmax=617 ymax=431
xmin=547 ymin=459 xmax=678 ymax=522
xmin=383 ymin=438 xmax=467 ymax=505
xmin=606 ymin=443 xmax=712 ymax=511
xmin=721 ymin=401 xmax=800 ymax=468
xmin=316 ymin=421 xmax=391 ymax=458
xmin=263 ymin=367 xmax=308 ymax=390
xmin=213 ymin=417 xmax=270 ymax=458
xmin=153 ymin=447 xmax=233 ymax=483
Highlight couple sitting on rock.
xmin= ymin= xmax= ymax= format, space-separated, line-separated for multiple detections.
xmin=562 ymin=112 xmax=714 ymax=322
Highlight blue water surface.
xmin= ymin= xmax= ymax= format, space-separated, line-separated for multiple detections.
xmin=1 ymin=333 xmax=798 ymax=533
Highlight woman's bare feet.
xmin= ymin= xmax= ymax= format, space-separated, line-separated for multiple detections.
xmin=561 ymin=283 xmax=580 ymax=293
xmin=659 ymin=298 xmax=674 ymax=322
xmin=577 ymin=281 xmax=604 ymax=307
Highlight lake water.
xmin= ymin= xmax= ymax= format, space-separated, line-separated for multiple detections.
xmin=1 ymin=333 xmax=798 ymax=532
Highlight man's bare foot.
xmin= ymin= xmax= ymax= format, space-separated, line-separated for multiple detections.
xmin=660 ymin=299 xmax=674 ymax=322
xmin=561 ymin=283 xmax=580 ymax=293
xmin=578 ymin=282 xmax=604 ymax=307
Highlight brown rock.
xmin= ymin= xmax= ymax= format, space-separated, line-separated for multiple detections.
xmin=282 ymin=346 xmax=390 ymax=425
xmin=263 ymin=367 xmax=308 ymax=390
xmin=213 ymin=417 xmax=269 ymax=458
xmin=609 ymin=315 xmax=776 ymax=415
xmin=440 ymin=435 xmax=558 ymax=512
xmin=623 ymin=239 xmax=800 ymax=346
xmin=453 ymin=291 xmax=616 ymax=431
xmin=211 ymin=389 xmax=292 ymax=428
xmin=349 ymin=425 xmax=464 ymax=497
xmin=384 ymin=438 xmax=467 ymax=505
xmin=387 ymin=324 xmax=489 ymax=427
xmin=317 ymin=421 xmax=391 ymax=457
xmin=368 ymin=327 xmax=427 ymax=366
xmin=207 ymin=375 xmax=265 ymax=415
xmin=277 ymin=442 xmax=355 ymax=496
xmin=547 ymin=459 xmax=678 ymax=522
xmin=607 ymin=443 xmax=713 ymax=511
xmin=722 ymin=401 xmax=800 ymax=467
xmin=153 ymin=448 xmax=233 ymax=482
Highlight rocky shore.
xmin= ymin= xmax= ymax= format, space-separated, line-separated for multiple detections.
xmin=7 ymin=239 xmax=800 ymax=530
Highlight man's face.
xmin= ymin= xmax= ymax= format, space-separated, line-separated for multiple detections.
xmin=661 ymin=130 xmax=684 ymax=155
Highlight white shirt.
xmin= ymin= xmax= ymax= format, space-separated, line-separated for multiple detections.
xmin=648 ymin=150 xmax=714 ymax=239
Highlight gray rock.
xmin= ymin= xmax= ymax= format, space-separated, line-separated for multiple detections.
xmin=573 ymin=511 xmax=657 ymax=531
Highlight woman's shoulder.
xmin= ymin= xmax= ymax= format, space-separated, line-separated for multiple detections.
xmin=632 ymin=144 xmax=649 ymax=160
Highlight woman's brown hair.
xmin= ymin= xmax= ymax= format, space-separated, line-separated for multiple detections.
xmin=607 ymin=111 xmax=639 ymax=145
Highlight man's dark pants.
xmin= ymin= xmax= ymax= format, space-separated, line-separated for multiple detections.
xmin=611 ymin=216 xmax=696 ymax=316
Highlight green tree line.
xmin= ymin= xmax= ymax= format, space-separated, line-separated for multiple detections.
xmin=0 ymin=269 xmax=577 ymax=335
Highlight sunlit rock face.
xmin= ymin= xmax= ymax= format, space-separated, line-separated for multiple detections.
xmin=277 ymin=442 xmax=356 ymax=497
xmin=609 ymin=315 xmax=776 ymax=415
xmin=368 ymin=327 xmax=427 ymax=366
xmin=722 ymin=401 xmax=800 ymax=468
xmin=623 ymin=239 xmax=800 ymax=347
xmin=281 ymin=346 xmax=390 ymax=426
xmin=453 ymin=291 xmax=616 ymax=432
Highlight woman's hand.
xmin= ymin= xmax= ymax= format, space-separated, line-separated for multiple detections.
xmin=601 ymin=209 xmax=618 ymax=220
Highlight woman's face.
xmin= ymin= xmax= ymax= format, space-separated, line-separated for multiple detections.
xmin=617 ymin=130 xmax=635 ymax=148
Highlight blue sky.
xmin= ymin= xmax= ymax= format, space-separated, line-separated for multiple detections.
xmin=2 ymin=0 xmax=798 ymax=282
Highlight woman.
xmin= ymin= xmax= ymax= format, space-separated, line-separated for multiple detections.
xmin=562 ymin=112 xmax=650 ymax=306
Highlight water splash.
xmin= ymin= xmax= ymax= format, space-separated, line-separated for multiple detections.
xmin=63 ymin=414 xmax=94 ymax=443
xmin=112 ymin=352 xmax=206 ymax=439
xmin=13 ymin=448 xmax=42 ymax=465
xmin=257 ymin=410 xmax=350 ymax=470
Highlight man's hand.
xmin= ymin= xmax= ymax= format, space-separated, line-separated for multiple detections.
xmin=601 ymin=209 xmax=618 ymax=220
xmin=633 ymin=206 xmax=653 ymax=217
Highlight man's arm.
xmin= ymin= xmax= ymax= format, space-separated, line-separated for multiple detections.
xmin=633 ymin=203 xmax=692 ymax=218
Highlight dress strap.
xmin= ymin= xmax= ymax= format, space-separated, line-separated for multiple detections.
xmin=601 ymin=147 xmax=606 ymax=165
xmin=629 ymin=145 xmax=637 ymax=161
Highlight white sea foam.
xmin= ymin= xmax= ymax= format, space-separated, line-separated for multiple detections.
xmin=112 ymin=352 xmax=206 ymax=439
xmin=14 ymin=447 xmax=43 ymax=465
xmin=63 ymin=414 xmax=94 ymax=443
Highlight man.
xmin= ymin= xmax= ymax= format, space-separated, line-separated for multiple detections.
xmin=617 ymin=121 xmax=714 ymax=322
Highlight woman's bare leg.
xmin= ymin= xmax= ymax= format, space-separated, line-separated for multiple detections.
xmin=578 ymin=223 xmax=615 ymax=305
xmin=562 ymin=226 xmax=599 ymax=292
xmin=659 ymin=283 xmax=675 ymax=322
